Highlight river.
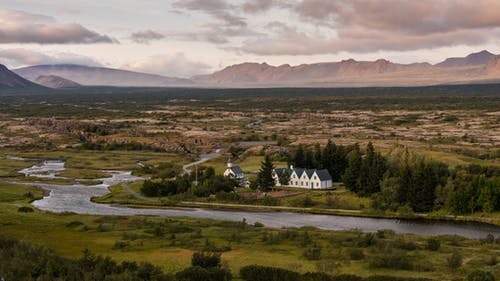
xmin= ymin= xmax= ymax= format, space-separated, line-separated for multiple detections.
xmin=18 ymin=159 xmax=500 ymax=239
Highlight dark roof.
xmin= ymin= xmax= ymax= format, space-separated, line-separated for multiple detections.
xmin=274 ymin=168 xmax=291 ymax=175
xmin=304 ymin=169 xmax=315 ymax=178
xmin=315 ymin=169 xmax=332 ymax=181
xmin=230 ymin=166 xmax=243 ymax=176
xmin=292 ymin=168 xmax=305 ymax=177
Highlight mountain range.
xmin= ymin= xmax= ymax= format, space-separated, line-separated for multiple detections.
xmin=194 ymin=50 xmax=500 ymax=87
xmin=1 ymin=50 xmax=500 ymax=89
xmin=0 ymin=64 xmax=43 ymax=90
xmin=13 ymin=64 xmax=193 ymax=87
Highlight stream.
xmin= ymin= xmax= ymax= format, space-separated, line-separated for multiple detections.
xmin=15 ymin=158 xmax=500 ymax=239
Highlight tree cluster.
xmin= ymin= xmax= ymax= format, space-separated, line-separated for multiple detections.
xmin=141 ymin=166 xmax=238 ymax=198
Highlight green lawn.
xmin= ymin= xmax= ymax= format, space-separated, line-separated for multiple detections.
xmin=1 ymin=181 xmax=500 ymax=280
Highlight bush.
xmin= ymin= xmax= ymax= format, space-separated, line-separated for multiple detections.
xmin=176 ymin=266 xmax=231 ymax=281
xmin=425 ymin=238 xmax=440 ymax=251
xmin=447 ymin=252 xmax=462 ymax=270
xmin=466 ymin=270 xmax=496 ymax=281
xmin=112 ymin=241 xmax=130 ymax=250
xmin=17 ymin=206 xmax=34 ymax=213
xmin=329 ymin=275 xmax=363 ymax=281
xmin=395 ymin=239 xmax=418 ymax=251
xmin=302 ymin=272 xmax=335 ymax=281
xmin=348 ymin=248 xmax=365 ymax=260
xmin=192 ymin=251 xmax=221 ymax=268
xmin=303 ymin=246 xmax=322 ymax=260
xmin=369 ymin=250 xmax=413 ymax=270
xmin=65 ymin=220 xmax=84 ymax=228
xmin=240 ymin=265 xmax=300 ymax=281
xmin=484 ymin=234 xmax=495 ymax=244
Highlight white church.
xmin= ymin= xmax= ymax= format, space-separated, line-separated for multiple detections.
xmin=223 ymin=159 xmax=249 ymax=187
xmin=272 ymin=166 xmax=333 ymax=189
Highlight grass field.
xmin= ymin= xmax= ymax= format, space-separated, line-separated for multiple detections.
xmin=1 ymin=181 xmax=499 ymax=280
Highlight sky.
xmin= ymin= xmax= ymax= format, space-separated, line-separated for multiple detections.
xmin=1 ymin=0 xmax=500 ymax=78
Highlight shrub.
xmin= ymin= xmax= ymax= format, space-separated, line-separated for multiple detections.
xmin=176 ymin=266 xmax=231 ymax=281
xmin=329 ymin=275 xmax=363 ymax=281
xmin=395 ymin=239 xmax=418 ymax=251
xmin=369 ymin=250 xmax=413 ymax=270
xmin=348 ymin=248 xmax=365 ymax=260
xmin=112 ymin=241 xmax=130 ymax=250
xmin=484 ymin=234 xmax=495 ymax=244
xmin=303 ymin=246 xmax=322 ymax=260
xmin=486 ymin=255 xmax=497 ymax=266
xmin=253 ymin=222 xmax=264 ymax=227
xmin=466 ymin=270 xmax=496 ymax=281
xmin=17 ymin=206 xmax=34 ymax=213
xmin=240 ymin=265 xmax=300 ymax=281
xmin=358 ymin=233 xmax=376 ymax=247
xmin=302 ymin=272 xmax=334 ymax=281
xmin=425 ymin=238 xmax=440 ymax=251
xmin=65 ymin=221 xmax=84 ymax=228
xmin=192 ymin=251 xmax=221 ymax=268
xmin=447 ymin=252 xmax=462 ymax=270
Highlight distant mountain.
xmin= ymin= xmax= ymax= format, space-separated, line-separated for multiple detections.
xmin=0 ymin=64 xmax=43 ymax=89
xmin=34 ymin=75 xmax=81 ymax=89
xmin=435 ymin=50 xmax=498 ymax=67
xmin=14 ymin=64 xmax=194 ymax=87
xmin=193 ymin=59 xmax=433 ymax=86
xmin=194 ymin=51 xmax=500 ymax=87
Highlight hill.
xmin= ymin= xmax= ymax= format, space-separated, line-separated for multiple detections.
xmin=34 ymin=75 xmax=81 ymax=89
xmin=0 ymin=64 xmax=44 ymax=89
xmin=14 ymin=64 xmax=194 ymax=87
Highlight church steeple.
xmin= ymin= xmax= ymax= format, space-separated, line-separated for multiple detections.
xmin=227 ymin=158 xmax=233 ymax=168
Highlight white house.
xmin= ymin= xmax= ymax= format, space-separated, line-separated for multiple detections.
xmin=223 ymin=159 xmax=249 ymax=187
xmin=273 ymin=166 xmax=333 ymax=189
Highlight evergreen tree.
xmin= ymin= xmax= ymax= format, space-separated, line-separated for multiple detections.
xmin=342 ymin=144 xmax=362 ymax=192
xmin=294 ymin=145 xmax=305 ymax=168
xmin=278 ymin=169 xmax=291 ymax=186
xmin=313 ymin=143 xmax=322 ymax=169
xmin=304 ymin=148 xmax=315 ymax=169
xmin=357 ymin=143 xmax=387 ymax=196
xmin=257 ymin=155 xmax=275 ymax=192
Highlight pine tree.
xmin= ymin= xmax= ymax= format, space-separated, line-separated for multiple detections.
xmin=257 ymin=155 xmax=275 ymax=192
xmin=342 ymin=144 xmax=362 ymax=192
xmin=278 ymin=169 xmax=291 ymax=186
xmin=294 ymin=145 xmax=305 ymax=167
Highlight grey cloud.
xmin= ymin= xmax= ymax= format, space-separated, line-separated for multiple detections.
xmin=0 ymin=10 xmax=117 ymax=44
xmin=240 ymin=21 xmax=500 ymax=55
xmin=242 ymin=0 xmax=275 ymax=13
xmin=294 ymin=0 xmax=500 ymax=34
xmin=173 ymin=0 xmax=229 ymax=11
xmin=168 ymin=0 xmax=252 ymax=44
xmin=0 ymin=48 xmax=102 ymax=67
xmin=130 ymin=30 xmax=165 ymax=44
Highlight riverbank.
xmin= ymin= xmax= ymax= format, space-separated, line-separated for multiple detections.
xmin=95 ymin=195 xmax=500 ymax=227
xmin=2 ymin=180 xmax=500 ymax=280
xmin=93 ymin=182 xmax=500 ymax=228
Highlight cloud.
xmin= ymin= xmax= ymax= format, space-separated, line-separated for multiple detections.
xmin=0 ymin=48 xmax=102 ymax=67
xmin=130 ymin=30 xmax=165 ymax=44
xmin=294 ymin=0 xmax=500 ymax=34
xmin=242 ymin=0 xmax=275 ymax=13
xmin=235 ymin=0 xmax=500 ymax=55
xmin=0 ymin=10 xmax=117 ymax=44
xmin=240 ymin=21 xmax=500 ymax=55
xmin=174 ymin=0 xmax=246 ymax=27
xmin=170 ymin=0 xmax=251 ymax=44
xmin=124 ymin=53 xmax=212 ymax=78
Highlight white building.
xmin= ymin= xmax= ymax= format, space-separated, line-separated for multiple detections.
xmin=223 ymin=159 xmax=248 ymax=187
xmin=273 ymin=166 xmax=333 ymax=189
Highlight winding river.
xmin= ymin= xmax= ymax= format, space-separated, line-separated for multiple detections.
xmin=18 ymin=159 xmax=500 ymax=239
